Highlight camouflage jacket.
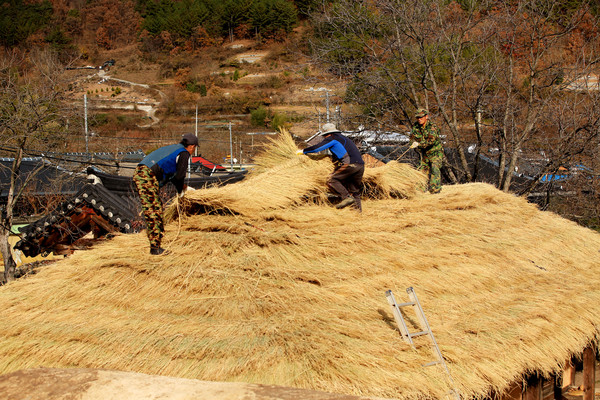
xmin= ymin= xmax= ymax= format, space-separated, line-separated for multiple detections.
xmin=410 ymin=121 xmax=443 ymax=157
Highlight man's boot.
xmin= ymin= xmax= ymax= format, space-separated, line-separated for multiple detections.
xmin=352 ymin=194 xmax=362 ymax=212
xmin=335 ymin=197 xmax=355 ymax=209
xmin=150 ymin=246 xmax=169 ymax=255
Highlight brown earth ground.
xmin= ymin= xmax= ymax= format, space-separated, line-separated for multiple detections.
xmin=0 ymin=368 xmax=384 ymax=400
xmin=2 ymin=362 xmax=600 ymax=400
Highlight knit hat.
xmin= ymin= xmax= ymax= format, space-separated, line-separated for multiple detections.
xmin=181 ymin=133 xmax=198 ymax=146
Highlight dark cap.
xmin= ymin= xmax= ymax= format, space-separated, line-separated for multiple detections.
xmin=415 ymin=108 xmax=428 ymax=118
xmin=181 ymin=133 xmax=198 ymax=146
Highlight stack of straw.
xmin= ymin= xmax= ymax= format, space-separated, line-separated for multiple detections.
xmin=167 ymin=131 xmax=426 ymax=218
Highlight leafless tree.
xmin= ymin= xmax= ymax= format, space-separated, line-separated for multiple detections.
xmin=484 ymin=1 xmax=598 ymax=191
xmin=309 ymin=0 xmax=600 ymax=192
xmin=0 ymin=50 xmax=70 ymax=283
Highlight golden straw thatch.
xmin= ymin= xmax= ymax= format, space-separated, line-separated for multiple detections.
xmin=1 ymin=131 xmax=600 ymax=400
xmin=166 ymin=131 xmax=426 ymax=218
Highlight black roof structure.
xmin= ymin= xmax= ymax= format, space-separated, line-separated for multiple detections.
xmin=10 ymin=165 xmax=248 ymax=257
xmin=370 ymin=145 xmax=561 ymax=205
xmin=0 ymin=158 xmax=87 ymax=199
xmin=3 ymin=148 xmax=249 ymax=258
xmin=86 ymin=166 xmax=247 ymax=196
xmin=15 ymin=183 xmax=138 ymax=257
xmin=45 ymin=150 xmax=146 ymax=164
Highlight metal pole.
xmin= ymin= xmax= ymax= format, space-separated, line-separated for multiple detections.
xmin=84 ymin=94 xmax=88 ymax=153
xmin=195 ymin=105 xmax=198 ymax=156
xmin=187 ymin=156 xmax=191 ymax=179
xmin=326 ymin=91 xmax=330 ymax=122
xmin=229 ymin=122 xmax=233 ymax=171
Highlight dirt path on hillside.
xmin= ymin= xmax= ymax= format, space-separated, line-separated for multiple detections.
xmin=76 ymin=69 xmax=165 ymax=128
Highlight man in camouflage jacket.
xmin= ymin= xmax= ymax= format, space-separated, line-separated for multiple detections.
xmin=409 ymin=108 xmax=443 ymax=194
xmin=133 ymin=133 xmax=198 ymax=255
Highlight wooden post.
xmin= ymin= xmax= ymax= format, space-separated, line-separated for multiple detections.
xmin=553 ymin=374 xmax=563 ymax=400
xmin=583 ymin=344 xmax=596 ymax=400
xmin=524 ymin=374 xmax=542 ymax=400
xmin=563 ymin=357 xmax=577 ymax=388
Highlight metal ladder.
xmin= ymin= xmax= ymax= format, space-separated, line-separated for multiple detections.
xmin=385 ymin=287 xmax=460 ymax=400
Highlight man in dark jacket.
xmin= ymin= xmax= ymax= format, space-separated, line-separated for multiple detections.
xmin=298 ymin=123 xmax=365 ymax=211
xmin=133 ymin=133 xmax=198 ymax=255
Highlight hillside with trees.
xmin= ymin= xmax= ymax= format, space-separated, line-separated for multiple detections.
xmin=0 ymin=0 xmax=313 ymax=53
xmin=0 ymin=0 xmax=328 ymax=154
xmin=310 ymin=0 xmax=600 ymax=227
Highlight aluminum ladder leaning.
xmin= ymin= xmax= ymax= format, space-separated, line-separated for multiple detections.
xmin=385 ymin=287 xmax=461 ymax=400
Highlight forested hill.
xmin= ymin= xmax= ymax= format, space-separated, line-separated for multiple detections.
xmin=2 ymin=0 xmax=597 ymax=60
xmin=0 ymin=0 xmax=316 ymax=57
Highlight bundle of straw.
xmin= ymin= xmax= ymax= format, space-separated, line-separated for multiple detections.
xmin=167 ymin=130 xmax=426 ymax=219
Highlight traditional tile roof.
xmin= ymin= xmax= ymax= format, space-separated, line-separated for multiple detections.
xmin=14 ymin=183 xmax=138 ymax=257
xmin=12 ymin=166 xmax=248 ymax=257
xmin=85 ymin=166 xmax=247 ymax=196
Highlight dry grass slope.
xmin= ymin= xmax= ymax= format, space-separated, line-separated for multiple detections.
xmin=1 ymin=132 xmax=600 ymax=400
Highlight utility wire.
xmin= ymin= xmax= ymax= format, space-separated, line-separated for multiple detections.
xmin=0 ymin=145 xmax=234 ymax=171
xmin=56 ymin=133 xmax=250 ymax=145
xmin=0 ymin=145 xmax=139 ymax=170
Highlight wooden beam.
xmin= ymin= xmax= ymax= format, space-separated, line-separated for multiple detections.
xmin=583 ymin=344 xmax=596 ymax=400
xmin=501 ymin=380 xmax=522 ymax=400
xmin=90 ymin=214 xmax=117 ymax=234
xmin=524 ymin=375 xmax=542 ymax=400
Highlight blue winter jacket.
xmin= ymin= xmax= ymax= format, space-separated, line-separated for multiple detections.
xmin=303 ymin=132 xmax=364 ymax=165
xmin=139 ymin=144 xmax=190 ymax=192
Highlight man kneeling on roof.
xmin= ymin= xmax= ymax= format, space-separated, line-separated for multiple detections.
xmin=133 ymin=133 xmax=198 ymax=255
xmin=297 ymin=123 xmax=365 ymax=211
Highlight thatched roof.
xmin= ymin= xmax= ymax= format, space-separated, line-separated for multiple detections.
xmin=1 ymin=132 xmax=599 ymax=400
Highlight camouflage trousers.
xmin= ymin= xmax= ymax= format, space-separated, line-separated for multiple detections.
xmin=133 ymin=165 xmax=164 ymax=248
xmin=419 ymin=154 xmax=443 ymax=194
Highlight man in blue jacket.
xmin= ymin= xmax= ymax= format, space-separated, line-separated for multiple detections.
xmin=133 ymin=133 xmax=198 ymax=255
xmin=298 ymin=123 xmax=365 ymax=211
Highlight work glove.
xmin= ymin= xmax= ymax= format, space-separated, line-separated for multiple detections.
xmin=409 ymin=141 xmax=419 ymax=149
xmin=178 ymin=186 xmax=195 ymax=198
xmin=295 ymin=149 xmax=304 ymax=155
